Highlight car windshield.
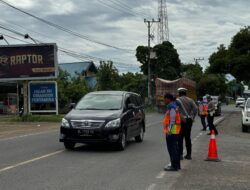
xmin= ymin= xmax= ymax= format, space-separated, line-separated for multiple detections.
xmin=246 ymin=100 xmax=250 ymax=108
xmin=75 ymin=94 xmax=123 ymax=110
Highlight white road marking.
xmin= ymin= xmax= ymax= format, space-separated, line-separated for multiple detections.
xmin=147 ymin=183 xmax=156 ymax=190
xmin=0 ymin=129 xmax=58 ymax=141
xmin=0 ymin=150 xmax=64 ymax=173
xmin=156 ymin=171 xmax=165 ymax=179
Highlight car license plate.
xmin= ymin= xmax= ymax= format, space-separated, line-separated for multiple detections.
xmin=78 ymin=129 xmax=94 ymax=136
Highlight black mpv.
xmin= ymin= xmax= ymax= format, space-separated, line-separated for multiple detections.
xmin=60 ymin=91 xmax=145 ymax=150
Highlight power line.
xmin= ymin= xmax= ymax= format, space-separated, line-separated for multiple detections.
xmin=0 ymin=0 xmax=134 ymax=53
xmin=0 ymin=32 xmax=30 ymax=44
xmin=0 ymin=19 xmax=98 ymax=50
xmin=103 ymin=0 xmax=149 ymax=19
xmin=98 ymin=0 xmax=136 ymax=17
xmin=0 ymin=28 xmax=138 ymax=69
xmin=115 ymin=0 xmax=152 ymax=17
xmin=0 ymin=23 xmax=24 ymax=37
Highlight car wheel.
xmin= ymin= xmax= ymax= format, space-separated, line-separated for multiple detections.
xmin=117 ymin=130 xmax=126 ymax=151
xmin=242 ymin=124 xmax=248 ymax=132
xmin=135 ymin=125 xmax=144 ymax=143
xmin=64 ymin=142 xmax=76 ymax=150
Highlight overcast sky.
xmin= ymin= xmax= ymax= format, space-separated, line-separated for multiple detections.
xmin=1 ymin=0 xmax=250 ymax=73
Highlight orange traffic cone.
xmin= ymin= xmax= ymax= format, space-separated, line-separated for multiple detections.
xmin=205 ymin=130 xmax=220 ymax=162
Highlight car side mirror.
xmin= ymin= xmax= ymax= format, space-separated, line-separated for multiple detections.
xmin=69 ymin=103 xmax=76 ymax=109
xmin=128 ymin=103 xmax=136 ymax=109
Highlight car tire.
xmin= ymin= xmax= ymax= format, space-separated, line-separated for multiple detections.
xmin=242 ymin=124 xmax=248 ymax=132
xmin=116 ymin=130 xmax=126 ymax=151
xmin=64 ymin=142 xmax=76 ymax=150
xmin=135 ymin=124 xmax=144 ymax=143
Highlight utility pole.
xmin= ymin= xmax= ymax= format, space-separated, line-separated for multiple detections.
xmin=144 ymin=18 xmax=160 ymax=105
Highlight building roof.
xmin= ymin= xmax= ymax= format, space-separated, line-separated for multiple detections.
xmin=59 ymin=62 xmax=97 ymax=77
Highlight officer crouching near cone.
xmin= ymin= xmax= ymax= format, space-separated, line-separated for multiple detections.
xmin=207 ymin=95 xmax=218 ymax=135
xmin=176 ymin=88 xmax=197 ymax=160
xmin=163 ymin=93 xmax=181 ymax=171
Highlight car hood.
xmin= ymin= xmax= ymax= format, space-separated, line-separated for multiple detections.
xmin=65 ymin=109 xmax=123 ymax=120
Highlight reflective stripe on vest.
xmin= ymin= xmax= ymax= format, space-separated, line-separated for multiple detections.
xmin=202 ymin=104 xmax=208 ymax=115
xmin=162 ymin=109 xmax=181 ymax=135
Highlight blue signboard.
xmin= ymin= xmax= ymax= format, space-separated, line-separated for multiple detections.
xmin=30 ymin=83 xmax=56 ymax=104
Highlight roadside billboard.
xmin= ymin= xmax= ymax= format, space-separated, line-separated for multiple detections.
xmin=0 ymin=43 xmax=58 ymax=81
xmin=28 ymin=81 xmax=58 ymax=114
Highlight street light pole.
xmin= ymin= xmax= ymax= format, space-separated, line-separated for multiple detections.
xmin=24 ymin=34 xmax=38 ymax=44
xmin=144 ymin=19 xmax=160 ymax=105
xmin=0 ymin=35 xmax=9 ymax=45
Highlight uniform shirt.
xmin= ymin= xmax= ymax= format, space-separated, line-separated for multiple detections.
xmin=167 ymin=101 xmax=177 ymax=131
xmin=207 ymin=100 xmax=215 ymax=116
xmin=176 ymin=96 xmax=197 ymax=120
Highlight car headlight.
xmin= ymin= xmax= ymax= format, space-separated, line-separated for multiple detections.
xmin=105 ymin=118 xmax=121 ymax=128
xmin=247 ymin=112 xmax=250 ymax=117
xmin=61 ymin=118 xmax=70 ymax=128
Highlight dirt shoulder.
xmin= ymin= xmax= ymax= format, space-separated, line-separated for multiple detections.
xmin=0 ymin=122 xmax=60 ymax=139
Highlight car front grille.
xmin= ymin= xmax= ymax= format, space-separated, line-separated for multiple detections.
xmin=70 ymin=120 xmax=105 ymax=129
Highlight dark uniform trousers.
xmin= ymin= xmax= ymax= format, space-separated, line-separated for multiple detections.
xmin=207 ymin=115 xmax=218 ymax=134
xmin=179 ymin=118 xmax=193 ymax=157
xmin=166 ymin=134 xmax=180 ymax=169
xmin=200 ymin=115 xmax=207 ymax=130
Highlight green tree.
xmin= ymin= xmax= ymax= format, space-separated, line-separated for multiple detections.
xmin=56 ymin=68 xmax=71 ymax=111
xmin=181 ymin=63 xmax=203 ymax=84
xmin=66 ymin=75 xmax=89 ymax=103
xmin=207 ymin=44 xmax=229 ymax=74
xmin=96 ymin=61 xmax=120 ymax=90
xmin=197 ymin=74 xmax=227 ymax=97
xmin=136 ymin=41 xmax=182 ymax=80
xmin=119 ymin=72 xmax=147 ymax=98
xmin=56 ymin=68 xmax=90 ymax=113
xmin=228 ymin=27 xmax=250 ymax=82
xmin=227 ymin=81 xmax=244 ymax=98
xmin=207 ymin=27 xmax=250 ymax=83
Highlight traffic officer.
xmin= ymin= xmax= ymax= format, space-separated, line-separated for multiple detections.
xmin=198 ymin=97 xmax=208 ymax=131
xmin=176 ymin=88 xmax=197 ymax=160
xmin=163 ymin=93 xmax=181 ymax=171
xmin=207 ymin=95 xmax=218 ymax=135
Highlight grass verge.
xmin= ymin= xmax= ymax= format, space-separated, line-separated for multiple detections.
xmin=0 ymin=114 xmax=64 ymax=122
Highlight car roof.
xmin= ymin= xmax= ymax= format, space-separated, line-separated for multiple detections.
xmin=237 ymin=97 xmax=245 ymax=100
xmin=87 ymin=91 xmax=140 ymax=96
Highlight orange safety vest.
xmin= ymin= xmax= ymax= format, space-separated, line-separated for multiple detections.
xmin=199 ymin=103 xmax=208 ymax=116
xmin=162 ymin=108 xmax=181 ymax=135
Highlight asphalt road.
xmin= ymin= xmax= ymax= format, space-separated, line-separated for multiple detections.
xmin=0 ymin=110 xmax=228 ymax=190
